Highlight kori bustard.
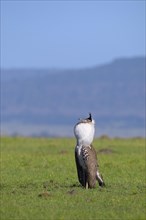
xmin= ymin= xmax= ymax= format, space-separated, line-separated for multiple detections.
xmin=74 ymin=113 xmax=105 ymax=189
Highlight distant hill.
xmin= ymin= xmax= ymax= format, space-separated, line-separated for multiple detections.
xmin=1 ymin=56 xmax=145 ymax=137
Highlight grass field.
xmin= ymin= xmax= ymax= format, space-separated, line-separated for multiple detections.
xmin=0 ymin=137 xmax=145 ymax=220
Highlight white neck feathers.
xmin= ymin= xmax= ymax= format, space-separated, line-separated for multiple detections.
xmin=74 ymin=120 xmax=95 ymax=146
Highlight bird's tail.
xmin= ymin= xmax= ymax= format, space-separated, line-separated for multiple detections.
xmin=96 ymin=171 xmax=105 ymax=187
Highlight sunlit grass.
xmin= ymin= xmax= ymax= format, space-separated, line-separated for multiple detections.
xmin=0 ymin=137 xmax=145 ymax=220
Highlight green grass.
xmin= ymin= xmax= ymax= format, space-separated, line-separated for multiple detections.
xmin=0 ymin=137 xmax=145 ymax=220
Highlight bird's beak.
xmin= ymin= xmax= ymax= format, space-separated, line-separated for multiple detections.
xmin=89 ymin=113 xmax=92 ymax=121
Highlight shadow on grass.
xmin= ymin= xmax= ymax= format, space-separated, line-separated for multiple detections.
xmin=42 ymin=179 xmax=107 ymax=192
xmin=43 ymin=180 xmax=81 ymax=190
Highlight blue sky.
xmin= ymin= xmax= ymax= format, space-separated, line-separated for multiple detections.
xmin=1 ymin=0 xmax=145 ymax=69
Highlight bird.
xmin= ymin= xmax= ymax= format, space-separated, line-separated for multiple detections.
xmin=74 ymin=113 xmax=105 ymax=189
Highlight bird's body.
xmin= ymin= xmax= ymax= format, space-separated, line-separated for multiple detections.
xmin=74 ymin=113 xmax=105 ymax=189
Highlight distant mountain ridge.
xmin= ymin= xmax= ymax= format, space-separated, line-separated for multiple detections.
xmin=1 ymin=56 xmax=145 ymax=137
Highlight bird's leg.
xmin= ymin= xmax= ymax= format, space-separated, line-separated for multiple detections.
xmin=85 ymin=181 xmax=88 ymax=189
xmin=96 ymin=171 xmax=105 ymax=187
xmin=83 ymin=170 xmax=88 ymax=189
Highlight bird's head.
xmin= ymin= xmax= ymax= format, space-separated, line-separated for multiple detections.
xmin=78 ymin=113 xmax=95 ymax=124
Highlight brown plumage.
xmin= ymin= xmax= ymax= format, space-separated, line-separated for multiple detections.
xmin=85 ymin=145 xmax=98 ymax=188
xmin=75 ymin=144 xmax=104 ymax=189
